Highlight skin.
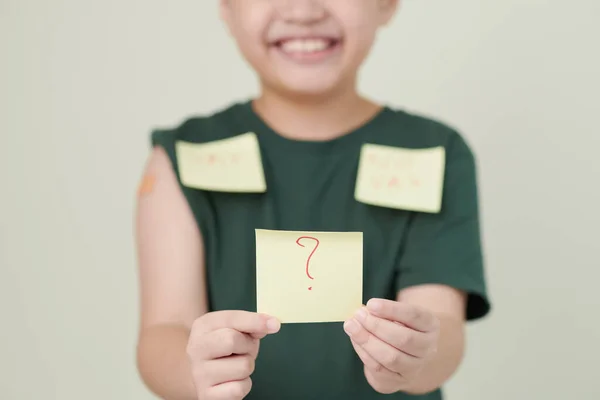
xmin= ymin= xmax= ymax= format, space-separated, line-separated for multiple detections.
xmin=136 ymin=1 xmax=467 ymax=398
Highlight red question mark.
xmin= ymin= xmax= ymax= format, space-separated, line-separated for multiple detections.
xmin=296 ymin=236 xmax=320 ymax=291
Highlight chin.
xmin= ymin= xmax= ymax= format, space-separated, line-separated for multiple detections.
xmin=260 ymin=67 xmax=350 ymax=100
xmin=278 ymin=78 xmax=342 ymax=98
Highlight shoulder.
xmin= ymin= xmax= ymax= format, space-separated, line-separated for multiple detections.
xmin=380 ymin=107 xmax=476 ymax=161
xmin=150 ymin=102 xmax=247 ymax=147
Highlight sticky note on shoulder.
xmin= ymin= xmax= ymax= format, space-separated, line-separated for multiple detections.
xmin=355 ymin=144 xmax=445 ymax=213
xmin=256 ymin=229 xmax=363 ymax=324
xmin=175 ymin=132 xmax=266 ymax=192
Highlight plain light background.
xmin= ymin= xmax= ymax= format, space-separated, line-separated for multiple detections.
xmin=1 ymin=0 xmax=598 ymax=399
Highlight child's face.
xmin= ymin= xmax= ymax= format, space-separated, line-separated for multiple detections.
xmin=221 ymin=0 xmax=398 ymax=96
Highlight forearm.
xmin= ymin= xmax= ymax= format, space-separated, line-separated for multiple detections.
xmin=137 ymin=324 xmax=197 ymax=400
xmin=403 ymin=313 xmax=465 ymax=394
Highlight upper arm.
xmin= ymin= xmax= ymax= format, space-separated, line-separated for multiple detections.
xmin=135 ymin=146 xmax=208 ymax=331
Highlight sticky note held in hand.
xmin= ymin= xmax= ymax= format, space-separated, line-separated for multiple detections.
xmin=355 ymin=144 xmax=445 ymax=213
xmin=175 ymin=132 xmax=266 ymax=192
xmin=255 ymin=229 xmax=363 ymax=324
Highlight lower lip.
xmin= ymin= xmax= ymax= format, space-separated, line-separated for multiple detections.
xmin=272 ymin=41 xmax=342 ymax=64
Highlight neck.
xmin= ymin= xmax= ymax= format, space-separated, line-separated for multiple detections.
xmin=253 ymin=84 xmax=382 ymax=141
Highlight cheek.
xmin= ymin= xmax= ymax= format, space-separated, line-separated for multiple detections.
xmin=337 ymin=10 xmax=381 ymax=62
xmin=228 ymin=8 xmax=271 ymax=67
xmin=231 ymin=24 xmax=268 ymax=65
xmin=344 ymin=28 xmax=378 ymax=67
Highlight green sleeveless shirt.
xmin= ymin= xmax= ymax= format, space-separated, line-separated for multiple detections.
xmin=150 ymin=101 xmax=490 ymax=400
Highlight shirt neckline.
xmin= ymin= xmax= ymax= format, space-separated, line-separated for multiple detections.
xmin=234 ymin=99 xmax=394 ymax=154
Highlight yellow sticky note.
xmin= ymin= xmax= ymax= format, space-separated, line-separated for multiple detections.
xmin=256 ymin=229 xmax=363 ymax=324
xmin=355 ymin=144 xmax=445 ymax=213
xmin=175 ymin=132 xmax=266 ymax=192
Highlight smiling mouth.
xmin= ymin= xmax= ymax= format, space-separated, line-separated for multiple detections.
xmin=270 ymin=37 xmax=342 ymax=62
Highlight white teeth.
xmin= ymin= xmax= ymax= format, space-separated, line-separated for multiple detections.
xmin=280 ymin=39 xmax=330 ymax=54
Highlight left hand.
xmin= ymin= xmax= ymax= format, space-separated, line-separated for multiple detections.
xmin=343 ymin=298 xmax=440 ymax=394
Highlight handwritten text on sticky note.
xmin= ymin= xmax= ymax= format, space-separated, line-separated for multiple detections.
xmin=256 ymin=229 xmax=363 ymax=323
xmin=175 ymin=132 xmax=266 ymax=192
xmin=355 ymin=144 xmax=445 ymax=213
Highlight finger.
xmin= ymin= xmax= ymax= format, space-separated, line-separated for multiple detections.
xmin=354 ymin=307 xmax=432 ymax=357
xmin=364 ymin=366 xmax=405 ymax=395
xmin=350 ymin=338 xmax=397 ymax=378
xmin=195 ymin=311 xmax=281 ymax=336
xmin=205 ymin=377 xmax=252 ymax=400
xmin=366 ymin=299 xmax=438 ymax=333
xmin=204 ymin=355 xmax=255 ymax=387
xmin=194 ymin=328 xmax=259 ymax=359
xmin=345 ymin=318 xmax=421 ymax=375
xmin=248 ymin=331 xmax=269 ymax=340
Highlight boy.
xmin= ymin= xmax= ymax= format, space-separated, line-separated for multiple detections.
xmin=135 ymin=1 xmax=490 ymax=399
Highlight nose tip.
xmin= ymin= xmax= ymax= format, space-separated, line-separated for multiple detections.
xmin=274 ymin=0 xmax=327 ymax=23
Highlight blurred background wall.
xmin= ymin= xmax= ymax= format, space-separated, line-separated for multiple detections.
xmin=1 ymin=0 xmax=598 ymax=398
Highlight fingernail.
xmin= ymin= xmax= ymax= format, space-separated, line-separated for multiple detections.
xmin=266 ymin=318 xmax=281 ymax=333
xmin=355 ymin=307 xmax=368 ymax=322
xmin=343 ymin=319 xmax=359 ymax=335
xmin=367 ymin=299 xmax=382 ymax=312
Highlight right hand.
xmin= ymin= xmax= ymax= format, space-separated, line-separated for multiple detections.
xmin=186 ymin=310 xmax=281 ymax=400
